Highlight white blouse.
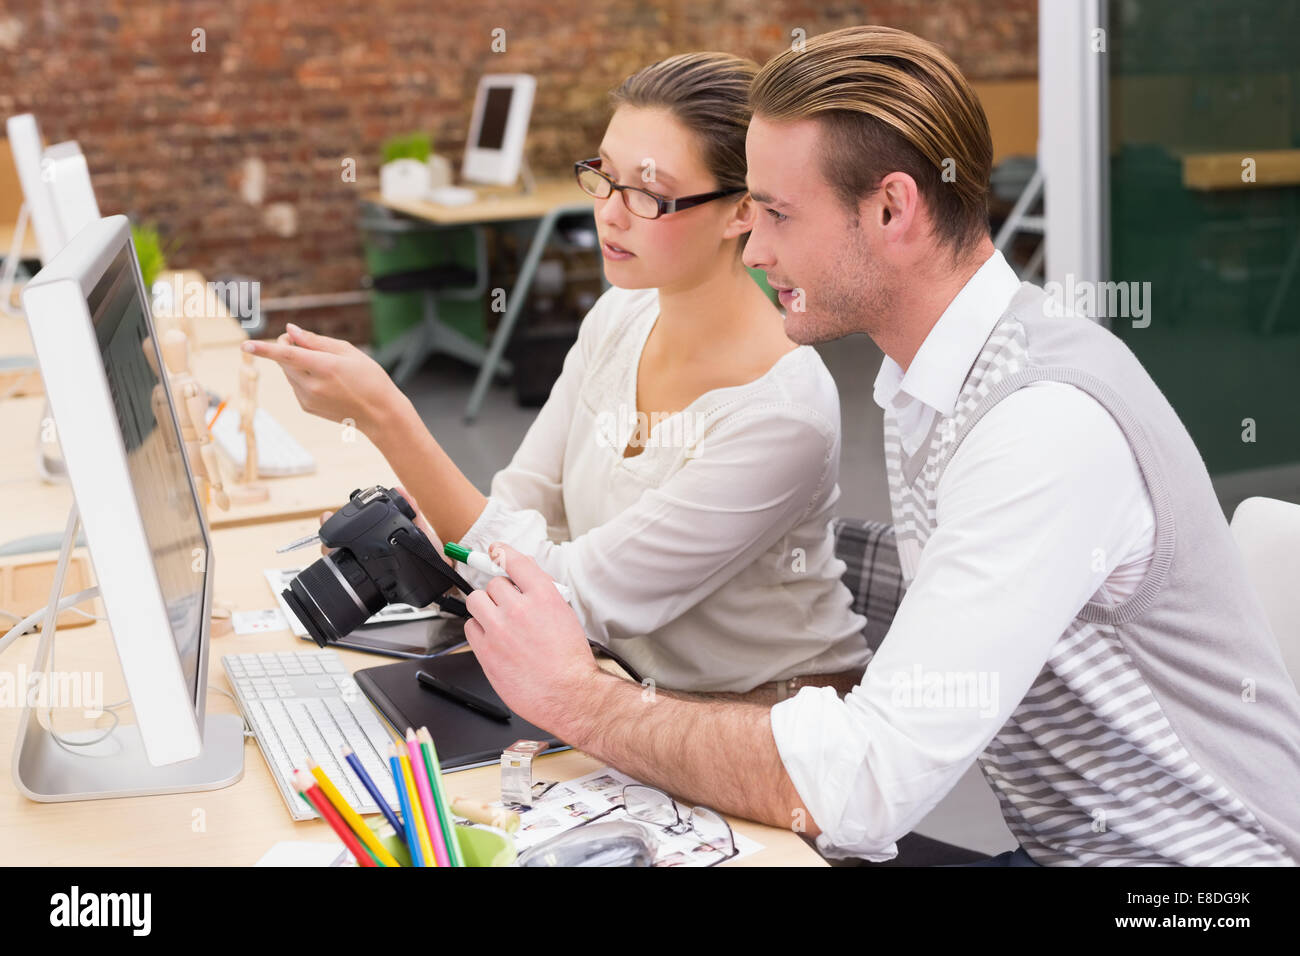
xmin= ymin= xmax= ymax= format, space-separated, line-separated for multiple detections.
xmin=456 ymin=285 xmax=870 ymax=693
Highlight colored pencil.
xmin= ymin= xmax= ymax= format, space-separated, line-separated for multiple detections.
xmin=397 ymin=743 xmax=436 ymax=866
xmin=388 ymin=743 xmax=424 ymax=867
xmin=418 ymin=726 xmax=465 ymax=867
xmin=308 ymin=759 xmax=400 ymax=868
xmin=292 ymin=769 xmax=377 ymax=867
xmin=406 ymin=728 xmax=450 ymax=867
xmin=341 ymin=745 xmax=404 ymax=836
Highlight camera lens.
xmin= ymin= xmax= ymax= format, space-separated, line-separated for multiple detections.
xmin=282 ymin=551 xmax=385 ymax=647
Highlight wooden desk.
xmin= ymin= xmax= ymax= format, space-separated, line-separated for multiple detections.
xmin=365 ymin=180 xmax=588 ymax=227
xmin=151 ymin=270 xmax=252 ymax=350
xmin=1182 ymin=148 xmax=1300 ymax=191
xmin=0 ymin=393 xmax=44 ymax=485
xmin=0 ymin=220 xmax=41 ymax=260
xmin=0 ymin=343 xmax=396 ymax=545
xmin=0 ymin=516 xmax=823 ymax=866
xmin=366 ymin=182 xmax=596 ymax=422
xmin=1180 ymin=148 xmax=1300 ymax=335
xmin=0 ymin=269 xmax=248 ymax=399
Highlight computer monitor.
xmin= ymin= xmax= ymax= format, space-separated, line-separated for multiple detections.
xmin=15 ymin=214 xmax=242 ymax=799
xmin=5 ymin=113 xmax=65 ymax=264
xmin=43 ymin=140 xmax=101 ymax=249
xmin=3 ymin=114 xmax=102 ymax=332
xmin=460 ymin=74 xmax=536 ymax=187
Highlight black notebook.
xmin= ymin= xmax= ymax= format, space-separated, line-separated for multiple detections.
xmin=354 ymin=651 xmax=569 ymax=771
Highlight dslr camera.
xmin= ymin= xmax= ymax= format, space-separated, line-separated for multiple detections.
xmin=282 ymin=485 xmax=473 ymax=648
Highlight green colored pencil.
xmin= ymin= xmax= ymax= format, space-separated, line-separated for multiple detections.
xmin=418 ymin=727 xmax=464 ymax=867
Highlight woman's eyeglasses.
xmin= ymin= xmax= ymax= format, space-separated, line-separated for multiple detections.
xmin=574 ymin=157 xmax=746 ymax=221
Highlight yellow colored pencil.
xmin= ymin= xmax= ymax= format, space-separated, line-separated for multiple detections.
xmin=397 ymin=745 xmax=437 ymax=867
xmin=307 ymin=759 xmax=400 ymax=868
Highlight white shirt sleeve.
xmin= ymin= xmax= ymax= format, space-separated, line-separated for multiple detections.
xmin=459 ymin=405 xmax=838 ymax=645
xmin=770 ymin=383 xmax=1155 ymax=860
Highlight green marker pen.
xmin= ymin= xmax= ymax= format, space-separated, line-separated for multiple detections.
xmin=444 ymin=542 xmax=574 ymax=603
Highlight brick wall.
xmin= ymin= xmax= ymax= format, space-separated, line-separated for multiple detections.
xmin=0 ymin=0 xmax=1037 ymax=344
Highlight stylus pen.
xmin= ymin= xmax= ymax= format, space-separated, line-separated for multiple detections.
xmin=443 ymin=542 xmax=574 ymax=603
xmin=415 ymin=669 xmax=513 ymax=723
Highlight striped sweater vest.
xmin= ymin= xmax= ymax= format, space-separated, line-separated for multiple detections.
xmin=884 ymin=283 xmax=1300 ymax=865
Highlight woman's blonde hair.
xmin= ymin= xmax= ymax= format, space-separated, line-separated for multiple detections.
xmin=609 ymin=51 xmax=758 ymax=247
xmin=750 ymin=25 xmax=993 ymax=257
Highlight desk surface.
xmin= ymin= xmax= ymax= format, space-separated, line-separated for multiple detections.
xmin=0 ymin=220 xmax=41 ymax=260
xmin=1182 ymin=148 xmax=1300 ymax=191
xmin=0 ymin=516 xmax=823 ymax=866
xmin=366 ymin=179 xmax=592 ymax=225
xmin=0 ymin=270 xmax=248 ymax=399
xmin=0 ymin=343 xmax=395 ymax=542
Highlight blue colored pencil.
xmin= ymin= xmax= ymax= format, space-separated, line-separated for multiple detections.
xmin=342 ymin=745 xmax=403 ymax=836
xmin=388 ymin=743 xmax=424 ymax=867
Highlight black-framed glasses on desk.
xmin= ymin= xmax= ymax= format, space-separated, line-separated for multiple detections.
xmin=574 ymin=157 xmax=746 ymax=220
xmin=584 ymin=784 xmax=739 ymax=866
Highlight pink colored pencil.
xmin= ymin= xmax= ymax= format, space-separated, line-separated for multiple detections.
xmin=406 ymin=727 xmax=450 ymax=867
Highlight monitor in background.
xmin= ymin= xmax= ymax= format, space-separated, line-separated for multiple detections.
xmin=43 ymin=140 xmax=101 ymax=248
xmin=14 ymin=214 xmax=242 ymax=800
xmin=3 ymin=114 xmax=102 ymax=322
xmin=5 ymin=113 xmax=65 ymax=264
xmin=460 ymin=74 xmax=536 ymax=187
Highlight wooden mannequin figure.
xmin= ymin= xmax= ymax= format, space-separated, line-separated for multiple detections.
xmin=225 ymin=350 xmax=269 ymax=505
xmin=151 ymin=273 xmax=195 ymax=345
xmin=159 ymin=328 xmax=234 ymax=633
xmin=160 ymin=328 xmax=230 ymax=520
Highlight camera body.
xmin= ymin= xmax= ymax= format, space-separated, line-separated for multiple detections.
xmin=282 ymin=485 xmax=473 ymax=648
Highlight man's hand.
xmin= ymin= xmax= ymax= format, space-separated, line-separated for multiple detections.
xmin=462 ymin=549 xmax=816 ymax=841
xmin=462 ymin=543 xmax=600 ymax=731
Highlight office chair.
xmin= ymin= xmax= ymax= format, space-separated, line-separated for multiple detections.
xmin=360 ymin=205 xmax=499 ymax=387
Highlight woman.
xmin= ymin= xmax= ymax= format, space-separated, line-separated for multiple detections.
xmin=244 ymin=52 xmax=869 ymax=701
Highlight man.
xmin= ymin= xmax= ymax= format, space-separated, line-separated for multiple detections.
xmin=461 ymin=25 xmax=1300 ymax=865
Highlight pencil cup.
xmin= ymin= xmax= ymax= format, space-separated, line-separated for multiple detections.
xmin=452 ymin=824 xmax=516 ymax=867
xmin=370 ymin=819 xmax=515 ymax=867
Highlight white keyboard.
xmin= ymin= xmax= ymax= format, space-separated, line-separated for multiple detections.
xmin=222 ymin=650 xmax=401 ymax=822
xmin=210 ymin=405 xmax=316 ymax=477
xmin=427 ymin=185 xmax=476 ymax=206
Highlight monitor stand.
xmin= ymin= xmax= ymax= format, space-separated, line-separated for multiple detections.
xmin=10 ymin=505 xmax=244 ymax=802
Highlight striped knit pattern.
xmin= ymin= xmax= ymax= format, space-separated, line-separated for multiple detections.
xmin=883 ymin=306 xmax=1295 ymax=866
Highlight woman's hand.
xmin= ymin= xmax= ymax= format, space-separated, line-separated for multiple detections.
xmin=392 ymin=484 xmax=448 ymax=558
xmin=241 ymin=322 xmax=401 ymax=437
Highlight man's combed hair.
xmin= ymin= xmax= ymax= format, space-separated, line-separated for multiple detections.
xmin=750 ymin=25 xmax=993 ymax=257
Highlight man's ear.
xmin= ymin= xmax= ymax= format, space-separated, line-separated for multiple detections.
xmin=723 ymin=193 xmax=758 ymax=241
xmin=870 ymin=171 xmax=920 ymax=238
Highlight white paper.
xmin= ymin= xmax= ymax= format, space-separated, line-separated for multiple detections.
xmin=264 ymin=567 xmax=443 ymax=641
xmin=232 ymin=608 xmax=287 ymax=635
xmin=475 ymin=767 xmax=764 ymax=866
xmin=254 ymin=841 xmax=350 ymax=867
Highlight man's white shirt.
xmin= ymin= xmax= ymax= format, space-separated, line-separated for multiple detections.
xmin=770 ymin=250 xmax=1157 ymax=859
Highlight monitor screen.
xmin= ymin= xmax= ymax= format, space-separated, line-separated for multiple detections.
xmin=87 ymin=246 xmax=207 ymax=702
xmin=476 ymin=86 xmax=513 ymax=151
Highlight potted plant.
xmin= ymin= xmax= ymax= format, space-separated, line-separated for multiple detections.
xmin=380 ymin=131 xmax=451 ymax=200
xmin=131 ymin=221 xmax=168 ymax=291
